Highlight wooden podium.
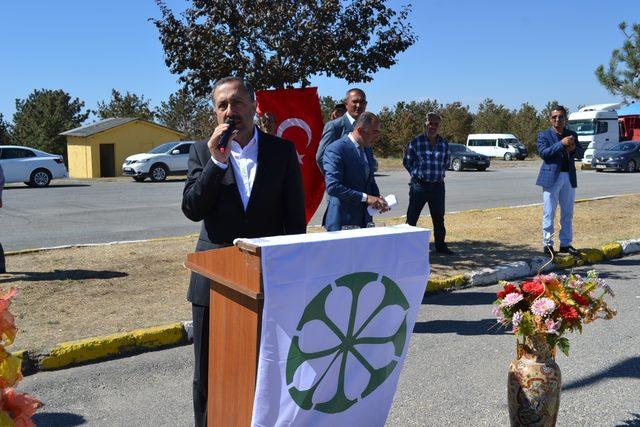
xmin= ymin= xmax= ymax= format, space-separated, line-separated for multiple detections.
xmin=185 ymin=241 xmax=264 ymax=427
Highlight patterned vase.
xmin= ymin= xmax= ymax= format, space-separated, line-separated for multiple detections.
xmin=507 ymin=334 xmax=561 ymax=426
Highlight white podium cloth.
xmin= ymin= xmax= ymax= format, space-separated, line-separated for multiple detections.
xmin=239 ymin=225 xmax=430 ymax=427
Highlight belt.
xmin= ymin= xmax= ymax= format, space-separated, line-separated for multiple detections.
xmin=412 ymin=177 xmax=444 ymax=184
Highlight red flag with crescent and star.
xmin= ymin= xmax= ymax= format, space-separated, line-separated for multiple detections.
xmin=255 ymin=87 xmax=325 ymax=224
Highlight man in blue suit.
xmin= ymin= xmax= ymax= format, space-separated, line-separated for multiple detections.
xmin=316 ymin=88 xmax=368 ymax=174
xmin=323 ymin=112 xmax=388 ymax=231
xmin=536 ymin=106 xmax=584 ymax=257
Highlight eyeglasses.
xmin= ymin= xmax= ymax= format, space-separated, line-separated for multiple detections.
xmin=551 ymin=115 xmax=565 ymax=120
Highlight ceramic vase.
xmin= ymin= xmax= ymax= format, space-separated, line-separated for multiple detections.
xmin=507 ymin=334 xmax=561 ymax=426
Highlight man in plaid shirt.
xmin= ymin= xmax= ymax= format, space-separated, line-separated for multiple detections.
xmin=403 ymin=112 xmax=454 ymax=255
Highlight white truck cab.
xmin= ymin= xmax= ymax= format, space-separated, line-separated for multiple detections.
xmin=566 ymin=103 xmax=623 ymax=165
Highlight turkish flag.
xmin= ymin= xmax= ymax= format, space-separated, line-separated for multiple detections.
xmin=256 ymin=87 xmax=325 ymax=224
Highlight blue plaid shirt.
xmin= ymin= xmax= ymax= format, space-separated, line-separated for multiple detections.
xmin=403 ymin=134 xmax=450 ymax=182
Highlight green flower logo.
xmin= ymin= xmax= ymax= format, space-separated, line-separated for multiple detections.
xmin=285 ymin=272 xmax=409 ymax=414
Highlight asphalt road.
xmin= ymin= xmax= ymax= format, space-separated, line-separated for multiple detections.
xmin=2 ymin=163 xmax=638 ymax=251
xmin=21 ymin=256 xmax=640 ymax=426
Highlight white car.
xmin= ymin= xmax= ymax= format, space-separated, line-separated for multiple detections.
xmin=0 ymin=145 xmax=68 ymax=187
xmin=122 ymin=141 xmax=194 ymax=182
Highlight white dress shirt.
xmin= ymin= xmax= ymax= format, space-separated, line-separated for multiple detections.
xmin=212 ymin=126 xmax=259 ymax=211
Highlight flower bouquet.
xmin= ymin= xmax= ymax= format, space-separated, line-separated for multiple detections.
xmin=493 ymin=270 xmax=616 ymax=426
xmin=0 ymin=288 xmax=41 ymax=426
xmin=493 ymin=270 xmax=616 ymax=356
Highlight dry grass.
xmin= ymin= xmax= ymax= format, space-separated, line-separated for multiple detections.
xmin=374 ymin=156 xmax=540 ymax=172
xmin=4 ymin=239 xmax=194 ymax=352
xmin=3 ymin=194 xmax=640 ymax=351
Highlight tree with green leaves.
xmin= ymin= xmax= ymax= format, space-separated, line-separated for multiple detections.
xmin=439 ymin=102 xmax=473 ymax=143
xmin=152 ymin=0 xmax=416 ymax=95
xmin=376 ymin=99 xmax=440 ymax=157
xmin=155 ymin=88 xmax=215 ymax=140
xmin=96 ymin=89 xmax=155 ymax=121
xmin=319 ymin=95 xmax=343 ymax=122
xmin=472 ymin=98 xmax=513 ymax=134
xmin=509 ymin=103 xmax=542 ymax=155
xmin=596 ymin=21 xmax=640 ymax=100
xmin=0 ymin=113 xmax=11 ymax=145
xmin=12 ymin=89 xmax=89 ymax=156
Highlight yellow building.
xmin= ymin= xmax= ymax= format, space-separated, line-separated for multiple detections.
xmin=61 ymin=118 xmax=184 ymax=178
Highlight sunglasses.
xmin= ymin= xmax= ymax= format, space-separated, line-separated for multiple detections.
xmin=551 ymin=115 xmax=565 ymax=120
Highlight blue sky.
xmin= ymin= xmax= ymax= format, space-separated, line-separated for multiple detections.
xmin=1 ymin=0 xmax=638 ymax=123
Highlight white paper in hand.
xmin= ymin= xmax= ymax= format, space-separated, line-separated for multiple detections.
xmin=368 ymin=194 xmax=398 ymax=216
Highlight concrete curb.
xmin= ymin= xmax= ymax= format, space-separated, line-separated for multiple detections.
xmin=12 ymin=236 xmax=640 ymax=376
xmin=18 ymin=322 xmax=192 ymax=375
xmin=4 ymin=234 xmax=199 ymax=256
xmin=424 ymin=238 xmax=639 ymax=294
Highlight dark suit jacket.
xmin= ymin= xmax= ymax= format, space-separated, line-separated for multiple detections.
xmin=536 ymin=127 xmax=584 ymax=189
xmin=316 ymin=114 xmax=353 ymax=174
xmin=182 ymin=129 xmax=306 ymax=306
xmin=323 ymin=136 xmax=380 ymax=231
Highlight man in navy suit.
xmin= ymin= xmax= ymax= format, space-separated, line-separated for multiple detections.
xmin=182 ymin=77 xmax=305 ymax=426
xmin=323 ymin=112 xmax=388 ymax=231
xmin=536 ymin=105 xmax=584 ymax=257
xmin=316 ymin=88 xmax=368 ymax=174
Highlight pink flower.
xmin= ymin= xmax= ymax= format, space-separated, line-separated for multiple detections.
xmin=545 ymin=319 xmax=561 ymax=334
xmin=511 ymin=310 xmax=524 ymax=332
xmin=512 ymin=311 xmax=523 ymax=327
xmin=497 ymin=284 xmax=519 ymax=299
xmin=531 ymin=298 xmax=556 ymax=317
xmin=492 ymin=306 xmax=508 ymax=325
xmin=501 ymin=292 xmax=523 ymax=307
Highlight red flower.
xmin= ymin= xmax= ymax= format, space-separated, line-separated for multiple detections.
xmin=521 ymin=281 xmax=545 ymax=297
xmin=497 ymin=284 xmax=519 ymax=299
xmin=558 ymin=303 xmax=579 ymax=320
xmin=571 ymin=292 xmax=590 ymax=306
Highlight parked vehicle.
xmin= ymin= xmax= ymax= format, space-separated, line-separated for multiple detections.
xmin=566 ymin=104 xmax=624 ymax=166
xmin=122 ymin=141 xmax=194 ymax=182
xmin=0 ymin=145 xmax=68 ymax=187
xmin=466 ymin=134 xmax=527 ymax=160
xmin=592 ymin=141 xmax=640 ymax=172
xmin=448 ymin=143 xmax=490 ymax=171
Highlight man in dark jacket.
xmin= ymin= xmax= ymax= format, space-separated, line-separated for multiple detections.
xmin=182 ymin=76 xmax=306 ymax=427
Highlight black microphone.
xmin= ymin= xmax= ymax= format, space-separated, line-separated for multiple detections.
xmin=217 ymin=118 xmax=236 ymax=152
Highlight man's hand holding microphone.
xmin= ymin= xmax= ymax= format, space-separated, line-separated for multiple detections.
xmin=207 ymin=118 xmax=236 ymax=163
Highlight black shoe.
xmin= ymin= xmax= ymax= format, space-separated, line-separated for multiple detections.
xmin=435 ymin=247 xmax=455 ymax=255
xmin=543 ymin=245 xmax=556 ymax=257
xmin=559 ymin=245 xmax=580 ymax=257
xmin=0 ymin=269 xmax=6 ymax=274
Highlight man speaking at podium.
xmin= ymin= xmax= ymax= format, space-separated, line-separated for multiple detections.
xmin=182 ymin=76 xmax=306 ymax=426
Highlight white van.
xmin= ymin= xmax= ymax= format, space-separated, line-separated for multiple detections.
xmin=466 ymin=134 xmax=527 ymax=160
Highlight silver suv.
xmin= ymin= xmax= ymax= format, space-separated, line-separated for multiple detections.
xmin=122 ymin=141 xmax=194 ymax=182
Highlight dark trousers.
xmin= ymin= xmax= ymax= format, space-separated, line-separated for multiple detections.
xmin=406 ymin=179 xmax=447 ymax=249
xmin=192 ymin=304 xmax=209 ymax=427
xmin=0 ymin=242 xmax=5 ymax=272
